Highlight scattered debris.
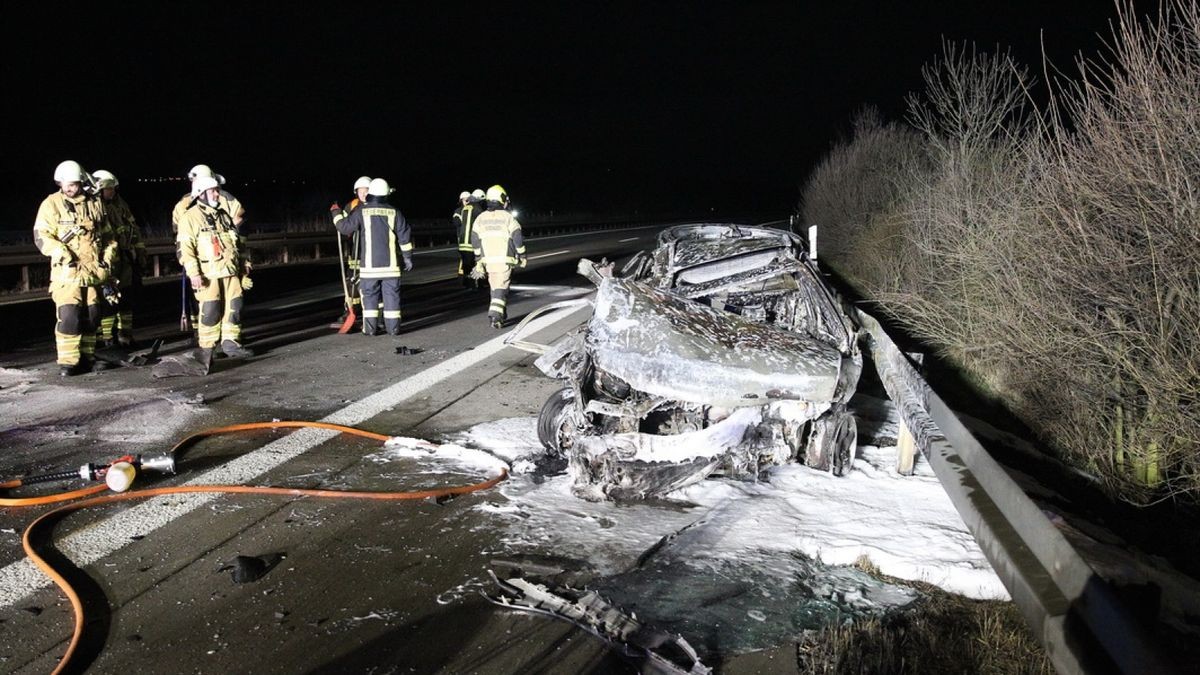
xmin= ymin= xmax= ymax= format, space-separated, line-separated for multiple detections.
xmin=95 ymin=339 xmax=164 ymax=369
xmin=395 ymin=346 xmax=423 ymax=355
xmin=487 ymin=569 xmax=711 ymax=675
xmin=152 ymin=349 xmax=211 ymax=378
xmin=220 ymin=553 xmax=286 ymax=584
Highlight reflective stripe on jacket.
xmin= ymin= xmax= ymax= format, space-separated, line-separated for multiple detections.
xmin=470 ymin=208 xmax=526 ymax=268
xmin=333 ymin=196 xmax=412 ymax=279
xmin=104 ymin=195 xmax=146 ymax=272
xmin=33 ymin=191 xmax=117 ymax=287
xmin=452 ymin=201 xmax=480 ymax=252
xmin=177 ymin=201 xmax=244 ymax=280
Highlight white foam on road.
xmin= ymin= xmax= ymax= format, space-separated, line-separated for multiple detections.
xmin=0 ymin=302 xmax=590 ymax=607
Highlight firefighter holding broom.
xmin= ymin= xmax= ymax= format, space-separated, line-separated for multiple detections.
xmin=331 ymin=176 xmax=369 ymax=331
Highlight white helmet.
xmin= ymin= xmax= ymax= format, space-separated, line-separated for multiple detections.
xmin=471 ymin=189 xmax=485 ymax=200
xmin=458 ymin=190 xmax=470 ymax=201
xmin=93 ymin=169 xmax=119 ymax=189
xmin=54 ymin=160 xmax=86 ymax=184
xmin=191 ymin=175 xmax=221 ymax=198
xmin=354 ymin=176 xmax=372 ymax=190
xmin=367 ymin=178 xmax=390 ymax=197
xmin=188 ymin=164 xmax=226 ymax=185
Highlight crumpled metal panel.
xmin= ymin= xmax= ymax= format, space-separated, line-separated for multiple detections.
xmin=587 ymin=277 xmax=841 ymax=408
xmin=671 ymin=237 xmax=789 ymax=271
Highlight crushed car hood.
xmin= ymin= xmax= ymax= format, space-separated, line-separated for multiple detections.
xmin=588 ymin=277 xmax=842 ymax=408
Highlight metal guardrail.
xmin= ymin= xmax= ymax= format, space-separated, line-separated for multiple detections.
xmin=855 ymin=307 xmax=1175 ymax=674
xmin=0 ymin=218 xmax=661 ymax=296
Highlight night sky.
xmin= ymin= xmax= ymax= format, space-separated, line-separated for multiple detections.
xmin=1 ymin=1 xmax=1125 ymax=228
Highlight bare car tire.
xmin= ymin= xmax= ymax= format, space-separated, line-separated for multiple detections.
xmin=537 ymin=388 xmax=576 ymax=454
xmin=804 ymin=405 xmax=858 ymax=476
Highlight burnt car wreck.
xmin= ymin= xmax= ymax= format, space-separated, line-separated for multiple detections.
xmin=509 ymin=223 xmax=862 ymax=500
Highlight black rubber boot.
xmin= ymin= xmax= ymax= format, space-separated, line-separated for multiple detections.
xmin=220 ymin=340 xmax=255 ymax=359
xmin=195 ymin=347 xmax=214 ymax=374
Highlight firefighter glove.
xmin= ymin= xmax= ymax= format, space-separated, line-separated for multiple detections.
xmin=329 ymin=202 xmax=341 ymax=213
xmin=518 ymin=255 xmax=528 ymax=269
xmin=469 ymin=263 xmax=485 ymax=280
xmin=241 ymin=275 xmax=254 ymax=291
xmin=403 ymin=255 xmax=413 ymax=272
xmin=189 ymin=275 xmax=205 ymax=290
xmin=101 ymin=282 xmax=121 ymax=306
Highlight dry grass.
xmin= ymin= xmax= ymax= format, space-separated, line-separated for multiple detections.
xmin=801 ymin=1 xmax=1200 ymax=505
xmin=796 ymin=560 xmax=1051 ymax=675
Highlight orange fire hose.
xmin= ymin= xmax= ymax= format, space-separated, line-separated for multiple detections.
xmin=1 ymin=420 xmax=508 ymax=675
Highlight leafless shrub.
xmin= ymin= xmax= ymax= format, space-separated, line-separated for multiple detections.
xmin=800 ymin=2 xmax=1200 ymax=503
xmin=800 ymin=107 xmax=930 ymax=285
xmin=1015 ymin=0 xmax=1200 ymax=501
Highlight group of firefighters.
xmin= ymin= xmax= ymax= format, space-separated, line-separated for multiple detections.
xmin=33 ymin=161 xmax=527 ymax=378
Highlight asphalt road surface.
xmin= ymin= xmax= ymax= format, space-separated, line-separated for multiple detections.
xmin=0 ymin=225 xmax=801 ymax=674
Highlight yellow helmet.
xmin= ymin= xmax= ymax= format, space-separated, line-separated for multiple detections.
xmin=485 ymin=184 xmax=508 ymax=203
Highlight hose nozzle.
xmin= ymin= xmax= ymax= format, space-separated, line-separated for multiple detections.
xmin=137 ymin=454 xmax=176 ymax=474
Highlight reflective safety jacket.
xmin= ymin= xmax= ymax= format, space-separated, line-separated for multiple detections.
xmin=171 ymin=190 xmax=244 ymax=233
xmin=338 ymin=197 xmax=362 ymax=270
xmin=471 ymin=207 xmax=526 ymax=268
xmin=103 ymin=194 xmax=146 ymax=273
xmin=452 ymin=200 xmax=481 ymax=252
xmin=176 ymin=200 xmax=245 ymax=280
xmin=333 ymin=195 xmax=412 ymax=279
xmin=34 ymin=191 xmax=118 ymax=287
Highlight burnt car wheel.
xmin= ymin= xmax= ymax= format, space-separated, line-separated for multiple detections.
xmin=804 ymin=405 xmax=858 ymax=476
xmin=537 ymin=388 xmax=577 ymax=455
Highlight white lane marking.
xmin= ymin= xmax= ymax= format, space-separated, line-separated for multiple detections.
xmin=269 ymin=292 xmax=344 ymax=310
xmin=619 ymin=237 xmax=640 ymax=242
xmin=0 ymin=302 xmax=591 ymax=607
xmin=527 ymin=223 xmax=661 ymax=243
xmin=527 ymin=250 xmax=571 ymax=260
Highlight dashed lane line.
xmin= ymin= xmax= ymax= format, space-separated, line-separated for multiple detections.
xmin=0 ymin=301 xmax=591 ymax=607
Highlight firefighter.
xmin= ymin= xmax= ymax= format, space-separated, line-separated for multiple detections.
xmin=469 ymin=184 xmax=526 ymax=328
xmin=177 ymin=175 xmax=253 ymax=374
xmin=172 ymin=164 xmax=245 ymax=340
xmin=33 ymin=161 xmax=119 ymax=377
xmin=171 ymin=164 xmax=245 ymax=230
xmin=452 ymin=189 xmax=481 ymax=289
xmin=330 ymin=178 xmax=413 ymax=336
xmin=91 ymin=170 xmax=146 ymax=347
xmin=333 ymin=176 xmax=370 ymax=323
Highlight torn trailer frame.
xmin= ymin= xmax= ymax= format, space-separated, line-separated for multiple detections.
xmin=507 ymin=223 xmax=864 ymax=500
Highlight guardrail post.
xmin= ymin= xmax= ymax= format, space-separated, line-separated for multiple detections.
xmin=152 ymin=254 xmax=161 ymax=278
xmin=282 ymin=245 xmax=289 ymax=264
xmin=896 ymin=417 xmax=916 ymax=475
xmin=314 ymin=243 xmax=321 ymax=260
xmin=20 ymin=264 xmax=29 ymax=292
